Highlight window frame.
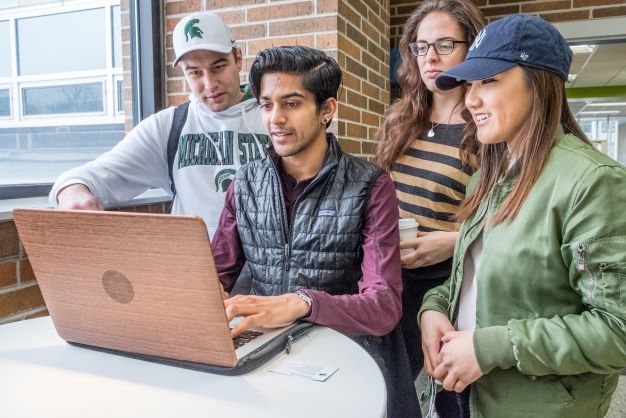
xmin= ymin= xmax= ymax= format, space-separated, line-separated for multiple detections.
xmin=20 ymin=78 xmax=107 ymax=119
xmin=0 ymin=0 xmax=162 ymax=199
xmin=15 ymin=7 xmax=108 ymax=77
xmin=0 ymin=85 xmax=11 ymax=119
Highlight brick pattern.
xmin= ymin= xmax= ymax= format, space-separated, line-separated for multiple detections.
xmin=390 ymin=0 xmax=626 ymax=47
xmin=162 ymin=0 xmax=390 ymax=158
xmin=164 ymin=0 xmax=341 ymax=109
xmin=0 ymin=220 xmax=46 ymax=325
xmin=0 ymin=202 xmax=171 ymax=325
xmin=121 ymin=0 xmax=133 ymax=133
xmin=337 ymin=1 xmax=390 ymax=158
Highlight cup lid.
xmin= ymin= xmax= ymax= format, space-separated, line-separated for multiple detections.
xmin=398 ymin=218 xmax=418 ymax=228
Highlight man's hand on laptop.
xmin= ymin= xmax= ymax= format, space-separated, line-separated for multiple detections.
xmin=57 ymin=184 xmax=103 ymax=210
xmin=224 ymin=294 xmax=310 ymax=337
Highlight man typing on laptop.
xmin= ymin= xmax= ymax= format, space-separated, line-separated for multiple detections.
xmin=211 ymin=47 xmax=417 ymax=418
xmin=212 ymin=46 xmax=402 ymax=342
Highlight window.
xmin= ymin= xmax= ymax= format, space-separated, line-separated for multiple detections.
xmin=114 ymin=76 xmax=125 ymax=114
xmin=112 ymin=5 xmax=122 ymax=68
xmin=576 ymin=115 xmax=626 ymax=166
xmin=0 ymin=88 xmax=10 ymax=117
xmin=556 ymin=18 xmax=626 ymax=166
xmin=22 ymin=82 xmax=104 ymax=116
xmin=17 ymin=8 xmax=106 ymax=76
xmin=0 ymin=1 xmax=162 ymax=197
xmin=0 ymin=0 xmax=162 ymax=197
xmin=565 ymin=38 xmax=626 ymax=166
xmin=0 ymin=20 xmax=10 ymax=77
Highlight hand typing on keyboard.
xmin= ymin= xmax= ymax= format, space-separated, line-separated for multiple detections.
xmin=224 ymin=293 xmax=310 ymax=337
xmin=231 ymin=329 xmax=264 ymax=349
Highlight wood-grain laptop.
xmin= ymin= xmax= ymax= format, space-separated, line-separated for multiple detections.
xmin=12 ymin=208 xmax=312 ymax=375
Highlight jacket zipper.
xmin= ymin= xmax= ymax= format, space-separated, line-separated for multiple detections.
xmin=576 ymin=244 xmax=586 ymax=271
xmin=268 ymin=153 xmax=338 ymax=295
xmin=576 ymin=243 xmax=597 ymax=304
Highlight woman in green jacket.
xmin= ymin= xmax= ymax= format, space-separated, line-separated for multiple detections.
xmin=419 ymin=14 xmax=626 ymax=418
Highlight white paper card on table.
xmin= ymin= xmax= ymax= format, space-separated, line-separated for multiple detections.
xmin=270 ymin=361 xmax=338 ymax=382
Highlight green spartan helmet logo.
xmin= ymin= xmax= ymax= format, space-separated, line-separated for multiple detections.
xmin=215 ymin=169 xmax=236 ymax=192
xmin=184 ymin=19 xmax=204 ymax=42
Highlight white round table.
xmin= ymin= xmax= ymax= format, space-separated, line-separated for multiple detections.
xmin=0 ymin=317 xmax=386 ymax=418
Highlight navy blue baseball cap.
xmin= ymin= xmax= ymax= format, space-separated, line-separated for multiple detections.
xmin=436 ymin=14 xmax=572 ymax=90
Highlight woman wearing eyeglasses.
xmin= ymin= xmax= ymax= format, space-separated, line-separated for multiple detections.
xmin=420 ymin=14 xmax=626 ymax=418
xmin=375 ymin=1 xmax=484 ymax=416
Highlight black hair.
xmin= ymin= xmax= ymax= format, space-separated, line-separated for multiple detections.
xmin=249 ymin=46 xmax=342 ymax=111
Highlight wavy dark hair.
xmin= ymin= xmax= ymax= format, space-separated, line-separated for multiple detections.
xmin=375 ymin=0 xmax=485 ymax=171
xmin=456 ymin=67 xmax=591 ymax=225
xmin=249 ymin=46 xmax=341 ymax=127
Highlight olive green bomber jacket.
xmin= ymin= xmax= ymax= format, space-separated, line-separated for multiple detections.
xmin=420 ymin=132 xmax=626 ymax=417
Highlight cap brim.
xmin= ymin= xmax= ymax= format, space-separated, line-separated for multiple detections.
xmin=173 ymin=44 xmax=234 ymax=67
xmin=435 ymin=58 xmax=517 ymax=90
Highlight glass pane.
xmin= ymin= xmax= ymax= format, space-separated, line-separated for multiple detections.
xmin=17 ymin=8 xmax=105 ymax=75
xmin=0 ymin=21 xmax=10 ymax=77
xmin=0 ymin=123 xmax=125 ymax=185
xmin=0 ymin=89 xmax=10 ymax=116
xmin=22 ymin=83 xmax=104 ymax=116
xmin=116 ymin=79 xmax=124 ymax=112
xmin=112 ymin=5 xmax=122 ymax=68
xmin=0 ymin=1 xmax=137 ymax=190
xmin=576 ymin=115 xmax=626 ymax=166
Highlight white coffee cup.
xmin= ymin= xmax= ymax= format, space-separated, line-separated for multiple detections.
xmin=398 ymin=218 xmax=419 ymax=257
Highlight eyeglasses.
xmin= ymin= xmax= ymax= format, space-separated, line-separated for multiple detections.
xmin=409 ymin=40 xmax=466 ymax=57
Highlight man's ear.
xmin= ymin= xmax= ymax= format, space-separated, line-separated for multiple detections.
xmin=234 ymin=47 xmax=243 ymax=69
xmin=320 ymin=97 xmax=338 ymax=125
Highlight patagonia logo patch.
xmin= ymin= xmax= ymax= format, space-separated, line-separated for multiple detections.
xmin=318 ymin=209 xmax=336 ymax=217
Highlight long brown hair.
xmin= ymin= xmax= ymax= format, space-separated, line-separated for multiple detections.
xmin=375 ymin=0 xmax=485 ymax=171
xmin=456 ymin=67 xmax=591 ymax=225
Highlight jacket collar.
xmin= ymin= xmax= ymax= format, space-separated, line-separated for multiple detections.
xmin=499 ymin=125 xmax=566 ymax=186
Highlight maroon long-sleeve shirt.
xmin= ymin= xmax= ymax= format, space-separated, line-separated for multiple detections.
xmin=211 ymin=159 xmax=403 ymax=337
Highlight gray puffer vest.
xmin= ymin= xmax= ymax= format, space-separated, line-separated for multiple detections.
xmin=234 ymin=134 xmax=382 ymax=296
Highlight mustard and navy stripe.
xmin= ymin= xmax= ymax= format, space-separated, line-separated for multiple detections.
xmin=390 ymin=124 xmax=475 ymax=233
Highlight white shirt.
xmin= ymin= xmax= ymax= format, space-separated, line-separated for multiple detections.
xmin=456 ymin=232 xmax=483 ymax=331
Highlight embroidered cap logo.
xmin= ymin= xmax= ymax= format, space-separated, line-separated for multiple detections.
xmin=520 ymin=52 xmax=529 ymax=61
xmin=184 ymin=19 xmax=204 ymax=42
xmin=469 ymin=29 xmax=486 ymax=51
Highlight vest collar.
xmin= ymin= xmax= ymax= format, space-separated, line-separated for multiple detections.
xmin=267 ymin=133 xmax=342 ymax=178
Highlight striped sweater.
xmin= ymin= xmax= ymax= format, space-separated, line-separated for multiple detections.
xmin=390 ymin=123 xmax=475 ymax=233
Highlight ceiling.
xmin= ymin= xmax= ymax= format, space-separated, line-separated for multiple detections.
xmin=567 ymin=41 xmax=626 ymax=118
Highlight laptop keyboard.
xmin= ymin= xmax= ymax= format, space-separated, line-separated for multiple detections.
xmin=232 ymin=330 xmax=264 ymax=349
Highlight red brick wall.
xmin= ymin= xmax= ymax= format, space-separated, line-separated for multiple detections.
xmin=0 ymin=221 xmax=46 ymax=324
xmin=391 ymin=0 xmax=626 ymax=48
xmin=164 ymin=0 xmax=341 ymax=106
xmin=336 ymin=0 xmax=390 ymax=159
xmin=0 ymin=202 xmax=171 ymax=325
xmin=121 ymin=0 xmax=134 ymax=133
xmin=162 ymin=0 xmax=390 ymax=158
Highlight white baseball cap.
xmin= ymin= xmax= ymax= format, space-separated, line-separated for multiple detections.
xmin=172 ymin=12 xmax=237 ymax=67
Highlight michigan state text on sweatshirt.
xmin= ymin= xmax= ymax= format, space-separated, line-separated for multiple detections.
xmin=50 ymin=93 xmax=269 ymax=238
